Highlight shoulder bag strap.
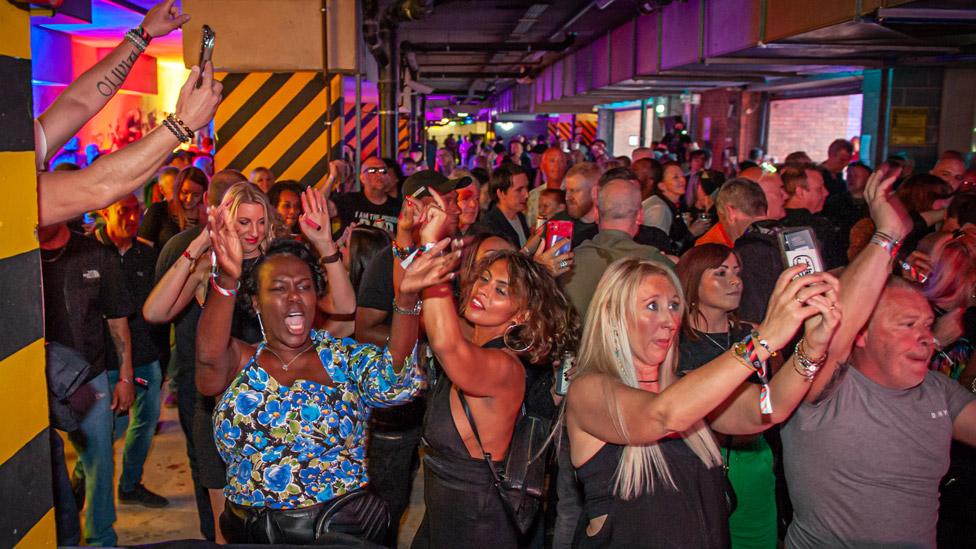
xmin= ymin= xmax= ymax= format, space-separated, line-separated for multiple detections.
xmin=456 ymin=387 xmax=503 ymax=484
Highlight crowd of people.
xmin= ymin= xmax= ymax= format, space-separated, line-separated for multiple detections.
xmin=31 ymin=2 xmax=976 ymax=548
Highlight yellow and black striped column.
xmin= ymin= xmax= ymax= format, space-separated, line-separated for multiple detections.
xmin=0 ymin=2 xmax=55 ymax=547
xmin=214 ymin=72 xmax=343 ymax=186
xmin=344 ymin=101 xmax=378 ymax=160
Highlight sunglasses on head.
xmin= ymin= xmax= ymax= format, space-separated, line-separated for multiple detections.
xmin=364 ymin=167 xmax=389 ymax=175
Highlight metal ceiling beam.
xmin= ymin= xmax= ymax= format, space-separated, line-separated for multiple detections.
xmin=704 ymin=56 xmax=884 ymax=68
xmin=402 ymin=34 xmax=575 ymax=53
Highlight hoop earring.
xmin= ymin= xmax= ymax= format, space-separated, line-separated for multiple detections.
xmin=256 ymin=310 xmax=267 ymax=341
xmin=503 ymin=323 xmax=532 ymax=353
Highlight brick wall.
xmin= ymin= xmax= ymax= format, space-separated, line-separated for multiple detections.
xmin=767 ymin=94 xmax=863 ymax=164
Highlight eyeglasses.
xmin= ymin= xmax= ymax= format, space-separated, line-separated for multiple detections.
xmin=364 ymin=167 xmax=389 ymax=175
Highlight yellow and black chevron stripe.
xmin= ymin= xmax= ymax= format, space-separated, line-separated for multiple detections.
xmin=214 ymin=72 xmax=343 ymax=187
xmin=548 ymin=121 xmax=572 ymax=144
xmin=0 ymin=2 xmax=55 ymax=547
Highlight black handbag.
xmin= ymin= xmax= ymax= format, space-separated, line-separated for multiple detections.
xmin=457 ymin=388 xmax=551 ymax=534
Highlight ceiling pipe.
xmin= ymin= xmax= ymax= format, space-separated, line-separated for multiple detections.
xmin=402 ymin=34 xmax=576 ymax=53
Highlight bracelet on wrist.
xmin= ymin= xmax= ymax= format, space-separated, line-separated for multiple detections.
xmin=732 ymin=333 xmax=774 ymax=414
xmin=136 ymin=25 xmax=152 ymax=43
xmin=392 ymin=240 xmax=414 ymax=261
xmin=792 ymin=339 xmax=825 ymax=381
xmin=119 ymin=377 xmax=133 ymax=384
xmin=869 ymin=231 xmax=901 ymax=258
xmin=170 ymin=114 xmax=195 ymax=139
xmin=393 ymin=298 xmax=422 ymax=316
xmin=124 ymin=29 xmax=148 ymax=52
xmin=162 ymin=117 xmax=191 ymax=143
xmin=210 ymin=274 xmax=240 ymax=297
xmin=182 ymin=249 xmax=196 ymax=263
xmin=750 ymin=329 xmax=777 ymax=357
xmin=318 ymin=251 xmax=341 ymax=265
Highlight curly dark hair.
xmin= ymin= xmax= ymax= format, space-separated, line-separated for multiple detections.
xmin=241 ymin=239 xmax=326 ymax=315
xmin=460 ymin=249 xmax=580 ymax=364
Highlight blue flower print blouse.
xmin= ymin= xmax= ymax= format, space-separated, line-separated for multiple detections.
xmin=213 ymin=329 xmax=425 ymax=509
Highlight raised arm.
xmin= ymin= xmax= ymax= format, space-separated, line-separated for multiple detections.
xmin=807 ymin=168 xmax=910 ymax=402
xmin=196 ymin=206 xmax=248 ymax=396
xmin=37 ymin=0 xmax=190 ymax=161
xmin=38 ymin=63 xmax=221 ymax=226
xmin=569 ymin=265 xmax=825 ymax=445
xmin=143 ymin=227 xmax=210 ymax=323
xmin=708 ymin=274 xmax=842 ymax=434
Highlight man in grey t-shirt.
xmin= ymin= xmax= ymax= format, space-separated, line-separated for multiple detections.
xmin=780 ymin=169 xmax=976 ymax=549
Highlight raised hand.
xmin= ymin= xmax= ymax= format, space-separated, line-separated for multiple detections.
xmin=399 ymin=237 xmax=461 ymax=295
xmin=757 ymin=266 xmax=840 ymax=352
xmin=174 ymin=61 xmax=222 ymax=132
xmin=299 ymin=187 xmax=335 ymax=253
xmin=864 ymin=165 xmax=910 ymax=241
xmin=533 ymin=238 xmax=574 ymax=277
xmin=208 ymin=205 xmax=243 ymax=280
xmin=799 ymin=273 xmax=842 ymax=358
xmin=419 ymin=188 xmax=451 ymax=245
xmin=141 ymin=0 xmax=191 ymax=38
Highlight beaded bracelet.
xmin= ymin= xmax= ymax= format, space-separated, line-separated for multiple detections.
xmin=182 ymin=249 xmax=195 ymax=262
xmin=398 ymin=241 xmax=438 ymax=270
xmin=162 ymin=117 xmax=191 ymax=143
xmin=392 ymin=240 xmax=414 ymax=261
xmin=169 ymin=114 xmax=195 ymax=139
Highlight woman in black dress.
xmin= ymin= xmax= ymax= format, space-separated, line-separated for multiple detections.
xmin=564 ymin=257 xmax=840 ymax=548
xmin=409 ymin=191 xmax=578 ymax=548
xmin=139 ymin=165 xmax=208 ymax=249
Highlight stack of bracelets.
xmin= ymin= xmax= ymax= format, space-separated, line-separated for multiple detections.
xmin=732 ymin=331 xmax=776 ymax=414
xmin=869 ymin=230 xmax=901 ymax=258
xmin=793 ymin=339 xmax=827 ymax=381
xmin=124 ymin=25 xmax=152 ymax=52
xmin=392 ymin=240 xmax=437 ymax=269
xmin=162 ymin=113 xmax=195 ymax=144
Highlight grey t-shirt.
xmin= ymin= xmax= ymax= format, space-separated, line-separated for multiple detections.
xmin=782 ymin=366 xmax=975 ymax=549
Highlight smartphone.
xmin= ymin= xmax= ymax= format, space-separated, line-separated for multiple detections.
xmin=554 ymin=352 xmax=574 ymax=397
xmin=778 ymin=227 xmax=823 ymax=276
xmin=196 ymin=25 xmax=215 ymax=88
xmin=545 ymin=220 xmax=573 ymax=256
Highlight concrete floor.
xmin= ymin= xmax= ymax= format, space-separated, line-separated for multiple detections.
xmin=64 ymin=389 xmax=426 ymax=547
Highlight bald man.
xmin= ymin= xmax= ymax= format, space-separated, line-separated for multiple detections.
xmin=561 ymin=176 xmax=672 ymax=318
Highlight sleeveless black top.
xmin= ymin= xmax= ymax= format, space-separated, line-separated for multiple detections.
xmin=421 ymin=337 xmax=509 ymax=488
xmin=574 ymin=439 xmax=730 ymax=548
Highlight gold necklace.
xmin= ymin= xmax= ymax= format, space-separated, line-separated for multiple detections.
xmin=262 ymin=341 xmax=316 ymax=371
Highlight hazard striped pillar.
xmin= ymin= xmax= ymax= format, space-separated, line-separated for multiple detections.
xmin=214 ymin=72 xmax=343 ymax=186
xmin=575 ymin=113 xmax=597 ymax=145
xmin=0 ymin=2 xmax=55 ymax=547
xmin=344 ymin=101 xmax=378 ymax=160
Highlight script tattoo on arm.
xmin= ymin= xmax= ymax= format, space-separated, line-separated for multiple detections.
xmin=96 ymin=46 xmax=142 ymax=97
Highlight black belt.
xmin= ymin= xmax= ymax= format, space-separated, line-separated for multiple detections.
xmin=221 ymin=488 xmax=389 ymax=546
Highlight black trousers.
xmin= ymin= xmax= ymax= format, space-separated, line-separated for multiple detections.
xmin=366 ymin=426 xmax=421 ymax=546
xmin=175 ymin=369 xmax=216 ymax=541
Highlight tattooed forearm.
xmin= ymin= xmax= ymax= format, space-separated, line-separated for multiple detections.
xmin=106 ymin=318 xmax=133 ymax=370
xmin=96 ymin=46 xmax=142 ymax=97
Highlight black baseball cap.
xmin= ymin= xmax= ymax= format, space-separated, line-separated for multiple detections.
xmin=402 ymin=169 xmax=472 ymax=199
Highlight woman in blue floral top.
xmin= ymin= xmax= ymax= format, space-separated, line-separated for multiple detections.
xmin=197 ymin=188 xmax=458 ymax=544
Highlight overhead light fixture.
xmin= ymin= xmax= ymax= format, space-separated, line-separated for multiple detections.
xmin=457 ymin=112 xmax=469 ymax=117
xmin=655 ymin=104 xmax=666 ymax=114
xmin=440 ymin=117 xmax=449 ymax=124
xmin=498 ymin=122 xmax=515 ymax=131
xmin=448 ymin=121 xmax=457 ymax=126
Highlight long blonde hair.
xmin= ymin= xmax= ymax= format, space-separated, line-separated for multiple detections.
xmin=577 ymin=257 xmax=722 ymax=499
xmin=220 ymin=181 xmax=275 ymax=254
